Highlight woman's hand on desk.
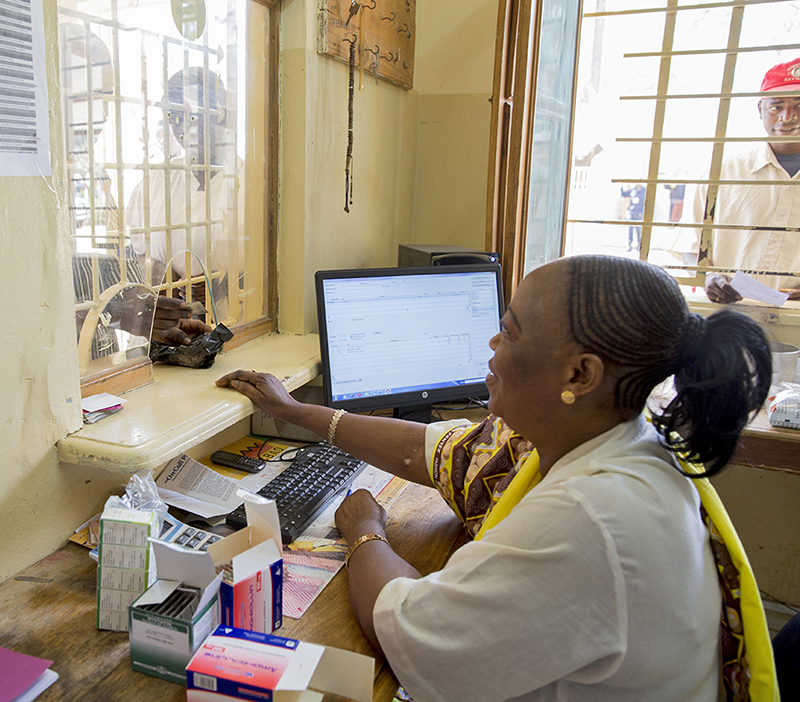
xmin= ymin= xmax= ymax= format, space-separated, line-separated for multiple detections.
xmin=335 ymin=490 xmax=421 ymax=653
xmin=217 ymin=371 xmax=432 ymax=487
xmin=216 ymin=370 xmax=300 ymax=421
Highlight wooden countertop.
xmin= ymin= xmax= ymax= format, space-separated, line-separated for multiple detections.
xmin=0 ymin=482 xmax=465 ymax=702
xmin=731 ymin=408 xmax=800 ymax=474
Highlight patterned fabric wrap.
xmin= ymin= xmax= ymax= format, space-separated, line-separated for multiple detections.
xmin=429 ymin=416 xmax=535 ymax=538
xmin=701 ymin=504 xmax=750 ymax=701
xmin=430 ymin=415 xmax=768 ymax=701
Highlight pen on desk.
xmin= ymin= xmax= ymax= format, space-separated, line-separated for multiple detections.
xmin=346 ymin=487 xmax=352 ymax=497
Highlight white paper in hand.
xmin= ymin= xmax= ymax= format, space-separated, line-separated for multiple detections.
xmin=730 ymin=271 xmax=789 ymax=306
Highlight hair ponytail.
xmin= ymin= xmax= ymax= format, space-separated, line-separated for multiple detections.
xmin=650 ymin=307 xmax=771 ymax=477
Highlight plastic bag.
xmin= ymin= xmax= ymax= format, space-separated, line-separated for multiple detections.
xmin=149 ymin=323 xmax=234 ymax=368
xmin=103 ymin=469 xmax=168 ymax=532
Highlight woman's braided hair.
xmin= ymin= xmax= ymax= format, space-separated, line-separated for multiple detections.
xmin=565 ymin=255 xmax=771 ymax=477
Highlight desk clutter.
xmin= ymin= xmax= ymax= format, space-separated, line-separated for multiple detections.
xmin=55 ymin=431 xmax=405 ymax=700
xmin=128 ymin=500 xmax=282 ymax=685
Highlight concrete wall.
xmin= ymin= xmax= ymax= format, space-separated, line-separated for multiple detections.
xmin=713 ymin=466 xmax=800 ymax=609
xmin=411 ymin=0 xmax=497 ymax=249
xmin=0 ymin=3 xmax=133 ymax=582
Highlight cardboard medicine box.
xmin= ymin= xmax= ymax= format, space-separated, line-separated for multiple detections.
xmin=129 ymin=540 xmax=224 ymax=683
xmin=206 ymin=491 xmax=283 ymax=634
xmin=186 ymin=626 xmax=375 ymax=702
xmin=97 ymin=506 xmax=159 ymax=632
xmin=129 ymin=492 xmax=282 ymax=682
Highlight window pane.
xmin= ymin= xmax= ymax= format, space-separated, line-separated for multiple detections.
xmin=527 ymin=0 xmax=800 ymax=301
xmin=524 ymin=0 xmax=581 ymax=272
xmin=58 ymin=0 xmax=273 ymax=379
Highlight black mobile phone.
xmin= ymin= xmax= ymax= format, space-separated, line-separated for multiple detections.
xmin=209 ymin=450 xmax=266 ymax=473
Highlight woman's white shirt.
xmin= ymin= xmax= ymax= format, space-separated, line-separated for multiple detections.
xmin=374 ymin=416 xmax=722 ymax=702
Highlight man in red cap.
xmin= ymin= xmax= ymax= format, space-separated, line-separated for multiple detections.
xmin=688 ymin=58 xmax=800 ymax=303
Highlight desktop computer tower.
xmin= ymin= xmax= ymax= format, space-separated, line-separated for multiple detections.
xmin=398 ymin=244 xmax=499 ymax=267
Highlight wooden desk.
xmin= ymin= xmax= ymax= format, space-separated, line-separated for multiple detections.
xmin=731 ymin=408 xmax=800 ymax=475
xmin=0 ymin=483 xmax=465 ymax=702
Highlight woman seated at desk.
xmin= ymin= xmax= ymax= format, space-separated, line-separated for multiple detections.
xmin=217 ymin=255 xmax=778 ymax=702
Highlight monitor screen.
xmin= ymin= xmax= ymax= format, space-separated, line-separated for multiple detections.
xmin=315 ymin=264 xmax=504 ymax=419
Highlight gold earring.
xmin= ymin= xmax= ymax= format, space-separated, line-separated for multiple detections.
xmin=560 ymin=390 xmax=576 ymax=405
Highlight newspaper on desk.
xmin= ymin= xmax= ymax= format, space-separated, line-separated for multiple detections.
xmin=155 ymin=453 xmax=271 ymax=518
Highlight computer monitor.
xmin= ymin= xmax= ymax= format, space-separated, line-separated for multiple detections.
xmin=315 ymin=263 xmax=504 ymax=422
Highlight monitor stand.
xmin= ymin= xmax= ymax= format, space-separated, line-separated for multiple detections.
xmin=393 ymin=405 xmax=432 ymax=424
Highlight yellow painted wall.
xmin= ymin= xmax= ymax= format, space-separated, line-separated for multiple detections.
xmin=0 ymin=3 xmax=134 ymax=581
xmin=712 ymin=466 xmax=800 ymax=609
xmin=412 ymin=0 xmax=497 ymax=249
xmin=0 ymin=0 xmax=499 ymax=582
xmin=278 ymin=0 xmax=498 ymax=334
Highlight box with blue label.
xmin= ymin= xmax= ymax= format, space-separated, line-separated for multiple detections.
xmin=186 ymin=626 xmax=374 ymax=702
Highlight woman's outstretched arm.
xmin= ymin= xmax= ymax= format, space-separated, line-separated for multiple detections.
xmin=216 ymin=370 xmax=433 ymax=486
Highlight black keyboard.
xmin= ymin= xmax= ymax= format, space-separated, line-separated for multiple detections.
xmin=225 ymin=443 xmax=367 ymax=543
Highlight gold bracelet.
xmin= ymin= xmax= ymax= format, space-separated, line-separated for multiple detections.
xmin=326 ymin=408 xmax=346 ymax=446
xmin=345 ymin=533 xmax=389 ymax=571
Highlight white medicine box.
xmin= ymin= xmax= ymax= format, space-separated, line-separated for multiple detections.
xmin=206 ymin=492 xmax=283 ymax=633
xmin=129 ymin=540 xmax=223 ymax=683
xmin=96 ymin=506 xmax=159 ymax=632
xmin=186 ymin=625 xmax=375 ymax=702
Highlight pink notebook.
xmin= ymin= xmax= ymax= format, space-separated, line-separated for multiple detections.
xmin=0 ymin=646 xmax=58 ymax=702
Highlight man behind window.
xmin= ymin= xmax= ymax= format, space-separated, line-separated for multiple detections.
xmin=127 ymin=67 xmax=244 ymax=325
xmin=60 ymin=24 xmax=207 ymax=364
xmin=687 ymin=58 xmax=800 ymax=303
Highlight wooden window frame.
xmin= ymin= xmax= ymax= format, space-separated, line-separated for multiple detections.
xmin=486 ymin=0 xmax=540 ymax=305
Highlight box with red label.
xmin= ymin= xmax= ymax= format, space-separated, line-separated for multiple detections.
xmin=186 ymin=626 xmax=374 ymax=702
xmin=206 ymin=491 xmax=283 ymax=634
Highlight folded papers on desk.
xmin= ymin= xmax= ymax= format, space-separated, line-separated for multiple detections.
xmin=81 ymin=392 xmax=126 ymax=424
xmin=156 ymin=454 xmax=247 ymax=519
xmin=0 ymin=646 xmax=58 ymax=702
xmin=154 ymin=439 xmax=294 ymax=519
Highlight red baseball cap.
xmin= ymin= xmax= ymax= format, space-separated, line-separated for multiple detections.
xmin=761 ymin=58 xmax=800 ymax=93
